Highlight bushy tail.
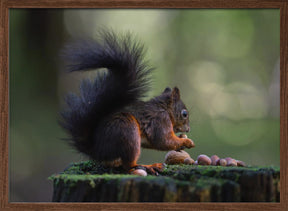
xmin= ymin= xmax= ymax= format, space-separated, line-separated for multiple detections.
xmin=59 ymin=31 xmax=153 ymax=154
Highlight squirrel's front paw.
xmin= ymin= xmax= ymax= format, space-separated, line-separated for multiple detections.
xmin=177 ymin=134 xmax=195 ymax=149
xmin=175 ymin=138 xmax=195 ymax=150
xmin=183 ymin=138 xmax=195 ymax=149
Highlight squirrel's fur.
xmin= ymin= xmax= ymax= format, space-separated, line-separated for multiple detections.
xmin=59 ymin=31 xmax=194 ymax=174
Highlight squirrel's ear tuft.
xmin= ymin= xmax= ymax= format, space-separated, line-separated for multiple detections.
xmin=172 ymin=87 xmax=180 ymax=101
xmin=163 ymin=87 xmax=172 ymax=94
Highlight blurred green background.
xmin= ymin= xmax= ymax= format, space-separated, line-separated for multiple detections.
xmin=9 ymin=9 xmax=280 ymax=202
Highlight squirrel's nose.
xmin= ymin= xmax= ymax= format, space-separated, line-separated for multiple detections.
xmin=186 ymin=126 xmax=190 ymax=133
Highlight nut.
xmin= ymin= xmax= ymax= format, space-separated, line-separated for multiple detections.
xmin=210 ymin=155 xmax=220 ymax=166
xmin=217 ymin=158 xmax=227 ymax=166
xmin=164 ymin=150 xmax=191 ymax=165
xmin=236 ymin=160 xmax=246 ymax=167
xmin=197 ymin=154 xmax=212 ymax=165
xmin=225 ymin=157 xmax=237 ymax=166
xmin=178 ymin=134 xmax=188 ymax=139
xmin=131 ymin=169 xmax=147 ymax=176
xmin=184 ymin=157 xmax=195 ymax=165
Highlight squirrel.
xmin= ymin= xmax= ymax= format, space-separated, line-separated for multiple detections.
xmin=59 ymin=31 xmax=195 ymax=175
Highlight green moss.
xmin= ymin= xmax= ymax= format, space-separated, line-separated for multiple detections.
xmin=50 ymin=162 xmax=280 ymax=184
xmin=48 ymin=174 xmax=57 ymax=181
xmin=60 ymin=160 xmax=128 ymax=175
xmin=163 ymin=164 xmax=279 ymax=175
xmin=89 ymin=180 xmax=96 ymax=188
xmin=57 ymin=173 xmax=139 ymax=181
xmin=56 ymin=160 xmax=279 ymax=179
xmin=50 ymin=161 xmax=280 ymax=202
xmin=50 ymin=162 xmax=280 ymax=188
xmin=158 ymin=164 xmax=280 ymax=189
xmin=49 ymin=161 xmax=280 ymax=196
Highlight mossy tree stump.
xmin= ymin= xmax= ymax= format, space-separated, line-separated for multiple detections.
xmin=50 ymin=161 xmax=280 ymax=202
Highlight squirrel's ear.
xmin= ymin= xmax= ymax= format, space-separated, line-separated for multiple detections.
xmin=172 ymin=87 xmax=180 ymax=101
xmin=162 ymin=87 xmax=173 ymax=105
xmin=163 ymin=87 xmax=172 ymax=94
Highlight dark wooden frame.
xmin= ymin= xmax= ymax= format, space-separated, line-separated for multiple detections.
xmin=1 ymin=0 xmax=287 ymax=210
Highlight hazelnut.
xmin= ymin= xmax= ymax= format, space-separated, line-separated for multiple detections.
xmin=225 ymin=157 xmax=237 ymax=166
xmin=197 ymin=154 xmax=211 ymax=165
xmin=236 ymin=160 xmax=246 ymax=167
xmin=184 ymin=157 xmax=195 ymax=165
xmin=164 ymin=150 xmax=191 ymax=165
xmin=218 ymin=158 xmax=227 ymax=166
xmin=210 ymin=155 xmax=220 ymax=166
xmin=131 ymin=169 xmax=147 ymax=176
xmin=178 ymin=134 xmax=188 ymax=139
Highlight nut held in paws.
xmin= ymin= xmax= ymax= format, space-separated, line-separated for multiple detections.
xmin=178 ymin=134 xmax=188 ymax=139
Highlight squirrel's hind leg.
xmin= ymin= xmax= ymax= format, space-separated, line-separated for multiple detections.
xmin=109 ymin=113 xmax=142 ymax=171
xmin=104 ymin=113 xmax=165 ymax=175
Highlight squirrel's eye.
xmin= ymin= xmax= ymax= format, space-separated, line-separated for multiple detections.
xmin=181 ymin=109 xmax=188 ymax=118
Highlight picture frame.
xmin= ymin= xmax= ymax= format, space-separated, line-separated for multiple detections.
xmin=1 ymin=0 xmax=287 ymax=210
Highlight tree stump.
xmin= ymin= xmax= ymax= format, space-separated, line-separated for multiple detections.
xmin=49 ymin=161 xmax=280 ymax=202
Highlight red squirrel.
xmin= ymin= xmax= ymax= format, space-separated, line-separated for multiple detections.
xmin=59 ymin=31 xmax=194 ymax=175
